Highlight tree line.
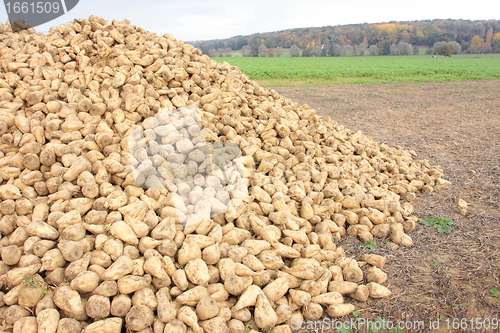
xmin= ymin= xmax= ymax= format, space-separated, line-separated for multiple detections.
xmin=192 ymin=19 xmax=500 ymax=56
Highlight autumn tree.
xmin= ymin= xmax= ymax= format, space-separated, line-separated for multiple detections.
xmin=493 ymin=33 xmax=500 ymax=51
xmin=251 ymin=44 xmax=259 ymax=57
xmin=447 ymin=41 xmax=461 ymax=54
xmin=397 ymin=41 xmax=412 ymax=55
xmin=267 ymin=48 xmax=274 ymax=57
xmin=332 ymin=44 xmax=342 ymax=56
xmin=432 ymin=41 xmax=448 ymax=54
xmin=311 ymin=46 xmax=322 ymax=57
xmin=328 ymin=44 xmax=334 ymax=56
xmin=471 ymin=36 xmax=482 ymax=53
xmin=241 ymin=45 xmax=251 ymax=57
xmin=289 ymin=45 xmax=300 ymax=57
xmin=461 ymin=42 xmax=471 ymax=53
xmin=377 ymin=40 xmax=391 ymax=55
xmin=390 ymin=43 xmax=398 ymax=55
xmin=440 ymin=44 xmax=454 ymax=56
xmin=480 ymin=43 xmax=492 ymax=53
xmin=258 ymin=45 xmax=267 ymax=57
xmin=486 ymin=28 xmax=493 ymax=45
xmin=274 ymin=46 xmax=284 ymax=57
xmin=358 ymin=42 xmax=368 ymax=55
xmin=369 ymin=45 xmax=378 ymax=55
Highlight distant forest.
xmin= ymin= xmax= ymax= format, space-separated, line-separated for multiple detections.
xmin=190 ymin=19 xmax=500 ymax=56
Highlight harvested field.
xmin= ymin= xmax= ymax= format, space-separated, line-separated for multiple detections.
xmin=275 ymin=80 xmax=500 ymax=331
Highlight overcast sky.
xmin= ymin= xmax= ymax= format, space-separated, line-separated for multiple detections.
xmin=1 ymin=0 xmax=499 ymax=41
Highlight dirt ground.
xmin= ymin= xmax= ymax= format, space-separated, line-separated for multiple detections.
xmin=274 ymin=80 xmax=500 ymax=332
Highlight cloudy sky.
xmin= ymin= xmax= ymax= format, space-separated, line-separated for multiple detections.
xmin=1 ymin=0 xmax=499 ymax=41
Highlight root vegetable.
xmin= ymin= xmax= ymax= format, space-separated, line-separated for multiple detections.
xmin=92 ymin=281 xmax=118 ymax=297
xmin=13 ymin=316 xmax=37 ymax=333
xmin=111 ymin=294 xmax=132 ymax=317
xmin=57 ymin=318 xmax=81 ymax=333
xmin=53 ymin=285 xmax=87 ymax=321
xmin=349 ymin=285 xmax=370 ymax=302
xmin=366 ymin=267 xmax=388 ymax=284
xmin=361 ymin=254 xmax=387 ymax=269
xmin=199 ymin=317 xmax=230 ymax=333
xmin=143 ymin=256 xmax=169 ymax=280
xmin=82 ymin=317 xmax=122 ymax=333
xmin=125 ymin=305 xmax=154 ymax=331
xmin=343 ymin=264 xmax=363 ymax=283
xmin=18 ymin=274 xmax=46 ymax=308
xmin=117 ymin=275 xmax=151 ymax=295
xmin=1 ymin=245 xmax=22 ymax=265
xmin=289 ymin=289 xmax=311 ymax=307
xmin=228 ymin=319 xmax=245 ymax=333
xmin=35 ymin=289 xmax=55 ymax=315
xmin=102 ymin=256 xmax=134 ymax=280
xmin=196 ymin=295 xmax=219 ymax=320
xmin=7 ymin=264 xmax=42 ymax=285
xmin=131 ymin=287 xmax=157 ymax=310
xmin=164 ymin=319 xmax=187 ymax=333
xmin=254 ymin=293 xmax=277 ymax=330
xmin=37 ymin=308 xmax=60 ymax=333
xmin=224 ymin=274 xmax=245 ymax=296
xmin=176 ymin=286 xmax=209 ymax=306
xmin=86 ymin=295 xmax=111 ymax=319
xmin=366 ymin=282 xmax=392 ymax=298
xmin=233 ymin=285 xmax=261 ymax=310
xmin=70 ymin=271 xmax=99 ymax=293
xmin=275 ymin=303 xmax=292 ymax=324
xmin=391 ymin=230 xmax=413 ymax=246
xmin=185 ymin=258 xmax=210 ymax=286
xmin=109 ymin=221 xmax=138 ymax=245
xmin=327 ymin=303 xmax=356 ymax=317
xmin=178 ymin=305 xmax=202 ymax=333
xmin=156 ymin=287 xmax=177 ymax=323
xmin=4 ymin=305 xmax=31 ymax=324
xmin=231 ymin=307 xmax=251 ymax=322
xmin=263 ymin=277 xmax=289 ymax=302
xmin=311 ymin=292 xmax=343 ymax=305
xmin=273 ymin=325 xmax=293 ymax=333
xmin=328 ymin=281 xmax=358 ymax=294
xmin=303 ymin=302 xmax=323 ymax=320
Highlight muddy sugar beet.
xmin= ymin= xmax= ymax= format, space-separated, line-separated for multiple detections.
xmin=0 ymin=16 xmax=448 ymax=332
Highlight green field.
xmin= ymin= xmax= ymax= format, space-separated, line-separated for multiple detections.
xmin=212 ymin=55 xmax=500 ymax=86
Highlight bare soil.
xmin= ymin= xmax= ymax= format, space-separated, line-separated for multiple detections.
xmin=274 ymin=80 xmax=500 ymax=332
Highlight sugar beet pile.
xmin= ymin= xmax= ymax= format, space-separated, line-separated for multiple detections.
xmin=0 ymin=16 xmax=450 ymax=333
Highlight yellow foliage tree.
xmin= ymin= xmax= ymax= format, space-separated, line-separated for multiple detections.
xmin=486 ymin=28 xmax=493 ymax=45
xmin=493 ymin=33 xmax=500 ymax=49
xmin=471 ymin=36 xmax=482 ymax=53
